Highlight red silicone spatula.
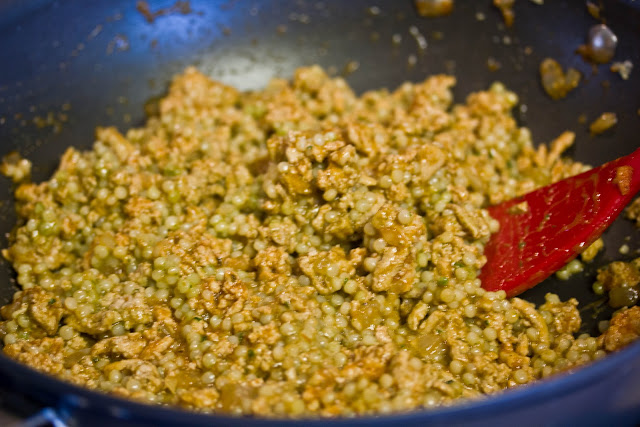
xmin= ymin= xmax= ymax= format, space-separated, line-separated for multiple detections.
xmin=479 ymin=147 xmax=640 ymax=298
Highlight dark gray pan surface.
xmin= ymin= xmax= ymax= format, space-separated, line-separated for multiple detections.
xmin=0 ymin=0 xmax=638 ymax=424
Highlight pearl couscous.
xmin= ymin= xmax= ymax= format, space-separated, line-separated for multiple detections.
xmin=0 ymin=66 xmax=637 ymax=417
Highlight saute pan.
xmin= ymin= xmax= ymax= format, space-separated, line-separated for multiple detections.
xmin=0 ymin=0 xmax=639 ymax=425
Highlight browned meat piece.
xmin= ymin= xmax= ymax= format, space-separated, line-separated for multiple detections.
xmin=0 ymin=288 xmax=63 ymax=335
xmin=4 ymin=337 xmax=65 ymax=375
xmin=298 ymin=246 xmax=354 ymax=294
xmin=370 ymin=246 xmax=416 ymax=293
xmin=597 ymin=261 xmax=640 ymax=291
xmin=539 ymin=297 xmax=581 ymax=335
xmin=91 ymin=333 xmax=147 ymax=358
xmin=599 ymin=306 xmax=640 ymax=351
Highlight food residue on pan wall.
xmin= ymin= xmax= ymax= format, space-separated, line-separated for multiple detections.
xmin=218 ymin=24 xmax=232 ymax=36
xmin=589 ymin=112 xmax=617 ymax=135
xmin=586 ymin=1 xmax=601 ymax=20
xmin=0 ymin=151 xmax=31 ymax=184
xmin=580 ymin=238 xmax=604 ymax=263
xmin=487 ymin=57 xmax=502 ymax=72
xmin=627 ymin=198 xmax=640 ymax=228
xmin=87 ymin=25 xmax=103 ymax=40
xmin=342 ymin=60 xmax=360 ymax=76
xmin=539 ymin=58 xmax=581 ymax=100
xmin=555 ymin=259 xmax=584 ymax=281
xmin=610 ymin=61 xmax=633 ymax=80
xmin=493 ymin=0 xmax=515 ymax=27
xmin=414 ymin=0 xmax=453 ymax=17
xmin=407 ymin=54 xmax=418 ymax=68
xmin=288 ymin=12 xmax=311 ymax=24
xmin=367 ymin=6 xmax=382 ymax=16
xmin=106 ymin=34 xmax=130 ymax=55
xmin=577 ymin=24 xmax=618 ymax=64
xmin=105 ymin=12 xmax=124 ymax=22
xmin=408 ymin=26 xmax=428 ymax=51
xmin=32 ymin=109 xmax=70 ymax=134
xmin=618 ymin=244 xmax=630 ymax=255
xmin=594 ymin=259 xmax=640 ymax=309
xmin=0 ymin=103 xmax=71 ymax=144
xmin=136 ymin=0 xmax=192 ymax=23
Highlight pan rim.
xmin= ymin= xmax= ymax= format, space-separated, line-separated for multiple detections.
xmin=0 ymin=337 xmax=639 ymax=424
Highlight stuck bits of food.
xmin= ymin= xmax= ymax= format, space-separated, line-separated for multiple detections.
xmin=610 ymin=60 xmax=633 ymax=80
xmin=589 ymin=112 xmax=618 ymax=135
xmin=414 ymin=0 xmax=453 ymax=17
xmin=539 ymin=58 xmax=581 ymax=100
xmin=493 ymin=0 xmax=515 ymax=27
xmin=0 ymin=66 xmax=634 ymax=417
xmin=594 ymin=259 xmax=640 ymax=309
xmin=578 ymin=24 xmax=618 ymax=64
xmin=627 ymin=197 xmax=640 ymax=227
xmin=0 ymin=152 xmax=32 ymax=184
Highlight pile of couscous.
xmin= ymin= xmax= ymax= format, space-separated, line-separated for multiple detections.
xmin=0 ymin=66 xmax=637 ymax=417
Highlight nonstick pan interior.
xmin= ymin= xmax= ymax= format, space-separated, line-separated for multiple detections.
xmin=0 ymin=0 xmax=639 ymax=423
